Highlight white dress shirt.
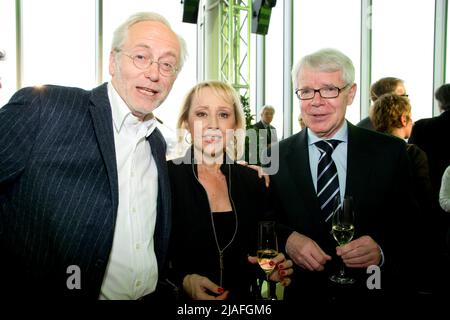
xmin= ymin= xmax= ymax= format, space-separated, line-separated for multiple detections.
xmin=99 ymin=83 xmax=158 ymax=300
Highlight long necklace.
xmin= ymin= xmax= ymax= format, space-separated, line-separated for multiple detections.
xmin=209 ymin=190 xmax=238 ymax=287
xmin=193 ymin=163 xmax=239 ymax=287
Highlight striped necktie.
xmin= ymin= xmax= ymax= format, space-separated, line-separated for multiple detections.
xmin=315 ymin=139 xmax=342 ymax=222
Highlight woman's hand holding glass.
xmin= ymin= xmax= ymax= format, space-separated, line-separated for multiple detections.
xmin=247 ymin=252 xmax=293 ymax=287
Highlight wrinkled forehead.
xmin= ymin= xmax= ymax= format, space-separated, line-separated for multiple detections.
xmin=125 ymin=21 xmax=180 ymax=57
xmin=298 ymin=67 xmax=345 ymax=86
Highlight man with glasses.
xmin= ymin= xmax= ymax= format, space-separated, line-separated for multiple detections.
xmin=270 ymin=48 xmax=418 ymax=305
xmin=0 ymin=12 xmax=186 ymax=300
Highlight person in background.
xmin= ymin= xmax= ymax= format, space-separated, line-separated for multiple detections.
xmin=440 ymin=165 xmax=450 ymax=213
xmin=0 ymin=12 xmax=186 ymax=300
xmin=370 ymin=93 xmax=432 ymax=213
xmin=371 ymin=93 xmax=436 ymax=293
xmin=271 ymin=48 xmax=418 ymax=306
xmin=357 ymin=77 xmax=407 ymax=130
xmin=167 ymin=81 xmax=292 ymax=300
xmin=409 ymin=83 xmax=450 ymax=269
xmin=251 ymin=105 xmax=278 ymax=165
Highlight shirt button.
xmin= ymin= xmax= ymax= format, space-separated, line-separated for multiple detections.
xmin=136 ymin=280 xmax=141 ymax=287
xmin=135 ymin=243 xmax=140 ymax=250
xmin=132 ymin=208 xmax=136 ymax=213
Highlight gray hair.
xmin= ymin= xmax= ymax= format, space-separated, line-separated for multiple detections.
xmin=111 ymin=12 xmax=188 ymax=71
xmin=291 ymin=48 xmax=355 ymax=89
xmin=261 ymin=105 xmax=275 ymax=114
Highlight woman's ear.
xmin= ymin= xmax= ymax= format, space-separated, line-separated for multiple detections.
xmin=400 ymin=114 xmax=408 ymax=127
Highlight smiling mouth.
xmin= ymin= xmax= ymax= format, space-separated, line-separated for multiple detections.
xmin=203 ymin=135 xmax=222 ymax=143
xmin=137 ymin=86 xmax=158 ymax=96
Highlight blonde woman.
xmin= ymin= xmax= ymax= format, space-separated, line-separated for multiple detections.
xmin=167 ymin=81 xmax=292 ymax=300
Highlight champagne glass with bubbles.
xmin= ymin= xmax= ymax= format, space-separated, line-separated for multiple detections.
xmin=257 ymin=221 xmax=278 ymax=299
xmin=329 ymin=195 xmax=356 ymax=284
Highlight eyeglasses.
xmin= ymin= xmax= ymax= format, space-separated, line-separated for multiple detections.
xmin=295 ymin=84 xmax=350 ymax=100
xmin=121 ymin=52 xmax=178 ymax=77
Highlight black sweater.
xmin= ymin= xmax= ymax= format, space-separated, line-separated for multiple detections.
xmin=167 ymin=151 xmax=271 ymax=300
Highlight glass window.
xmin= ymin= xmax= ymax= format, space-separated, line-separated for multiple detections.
xmin=22 ymin=0 xmax=96 ymax=89
xmin=250 ymin=34 xmax=258 ymax=124
xmin=372 ymin=0 xmax=434 ymax=122
xmin=293 ymin=0 xmax=361 ymax=133
xmin=0 ymin=0 xmax=17 ymax=107
xmin=445 ymin=3 xmax=450 ymax=89
xmin=264 ymin=4 xmax=284 ymax=139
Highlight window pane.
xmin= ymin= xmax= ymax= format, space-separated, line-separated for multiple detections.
xmin=103 ymin=0 xmax=197 ymax=148
xmin=293 ymin=0 xmax=361 ymax=133
xmin=372 ymin=0 xmax=434 ymax=122
xmin=446 ymin=4 xmax=450 ymax=86
xmin=0 ymin=0 xmax=17 ymax=107
xmin=264 ymin=4 xmax=284 ymax=139
xmin=22 ymin=0 xmax=96 ymax=89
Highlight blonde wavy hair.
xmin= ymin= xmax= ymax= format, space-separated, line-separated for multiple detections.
xmin=370 ymin=93 xmax=411 ymax=134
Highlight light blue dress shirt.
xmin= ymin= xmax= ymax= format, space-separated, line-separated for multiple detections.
xmin=307 ymin=121 xmax=348 ymax=203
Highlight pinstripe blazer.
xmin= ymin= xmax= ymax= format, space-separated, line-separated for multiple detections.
xmin=0 ymin=83 xmax=171 ymax=299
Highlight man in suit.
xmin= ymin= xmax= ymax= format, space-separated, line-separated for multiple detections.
xmin=409 ymin=84 xmax=450 ymax=260
xmin=0 ymin=12 xmax=186 ymax=300
xmin=251 ymin=105 xmax=278 ymax=165
xmin=271 ymin=48 xmax=418 ymax=304
xmin=356 ymin=77 xmax=407 ymax=130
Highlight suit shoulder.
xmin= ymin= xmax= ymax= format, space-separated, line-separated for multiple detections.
xmin=279 ymin=132 xmax=301 ymax=148
xmin=406 ymin=143 xmax=427 ymax=160
xmin=8 ymin=85 xmax=90 ymax=106
xmin=413 ymin=117 xmax=433 ymax=128
xmin=356 ymin=125 xmax=404 ymax=145
xmin=252 ymin=121 xmax=264 ymax=129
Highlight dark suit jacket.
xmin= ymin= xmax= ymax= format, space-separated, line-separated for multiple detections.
xmin=250 ymin=121 xmax=278 ymax=165
xmin=0 ymin=83 xmax=171 ymax=299
xmin=409 ymin=110 xmax=450 ymax=262
xmin=356 ymin=116 xmax=375 ymax=131
xmin=270 ymin=122 xmax=418 ymax=302
xmin=409 ymin=111 xmax=450 ymax=203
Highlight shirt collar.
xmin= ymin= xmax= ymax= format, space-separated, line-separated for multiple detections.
xmin=108 ymin=82 xmax=156 ymax=138
xmin=307 ymin=120 xmax=348 ymax=146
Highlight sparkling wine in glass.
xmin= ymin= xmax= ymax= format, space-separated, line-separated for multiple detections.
xmin=329 ymin=196 xmax=356 ymax=284
xmin=257 ymin=221 xmax=278 ymax=299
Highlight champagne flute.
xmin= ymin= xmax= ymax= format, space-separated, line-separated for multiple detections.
xmin=329 ymin=196 xmax=356 ymax=284
xmin=257 ymin=221 xmax=278 ymax=300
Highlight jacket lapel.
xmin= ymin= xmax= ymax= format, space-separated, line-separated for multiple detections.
xmin=345 ymin=122 xmax=372 ymax=197
xmin=88 ymin=83 xmax=119 ymax=214
xmin=286 ymin=129 xmax=320 ymax=211
xmin=147 ymin=128 xmax=171 ymax=271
